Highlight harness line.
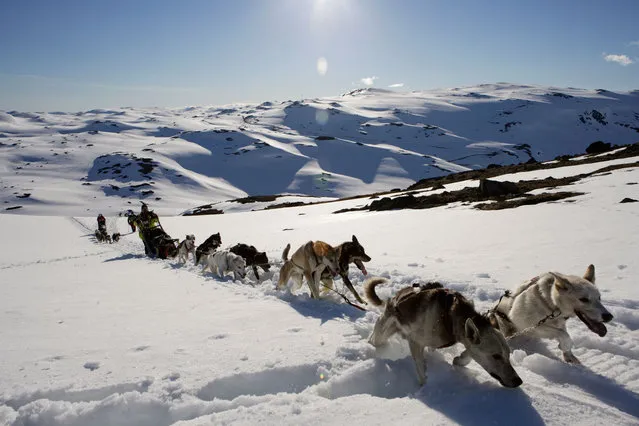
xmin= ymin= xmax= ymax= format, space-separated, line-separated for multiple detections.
xmin=487 ymin=289 xmax=563 ymax=340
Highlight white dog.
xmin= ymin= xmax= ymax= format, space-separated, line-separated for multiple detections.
xmin=203 ymin=250 xmax=247 ymax=281
xmin=177 ymin=234 xmax=196 ymax=263
xmin=489 ymin=264 xmax=613 ymax=364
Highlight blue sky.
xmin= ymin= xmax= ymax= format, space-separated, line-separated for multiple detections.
xmin=1 ymin=0 xmax=638 ymax=111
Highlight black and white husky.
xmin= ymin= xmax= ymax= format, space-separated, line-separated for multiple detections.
xmin=176 ymin=234 xmax=196 ymax=263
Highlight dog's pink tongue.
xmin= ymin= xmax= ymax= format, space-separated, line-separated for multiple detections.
xmin=355 ymin=260 xmax=368 ymax=275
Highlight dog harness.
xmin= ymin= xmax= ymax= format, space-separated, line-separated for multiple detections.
xmin=290 ymin=242 xmax=321 ymax=271
xmin=488 ymin=276 xmax=563 ymax=338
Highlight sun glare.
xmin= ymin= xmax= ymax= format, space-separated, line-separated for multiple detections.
xmin=317 ymin=57 xmax=328 ymax=76
xmin=312 ymin=0 xmax=351 ymax=19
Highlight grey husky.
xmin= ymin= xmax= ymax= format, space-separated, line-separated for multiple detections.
xmin=489 ymin=264 xmax=613 ymax=364
xmin=365 ymin=278 xmax=522 ymax=388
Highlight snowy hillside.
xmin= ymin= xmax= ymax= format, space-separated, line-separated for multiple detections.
xmin=1 ymin=150 xmax=638 ymax=425
xmin=2 ymin=84 xmax=639 ymax=216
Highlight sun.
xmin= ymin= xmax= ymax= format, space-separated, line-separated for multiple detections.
xmin=312 ymin=0 xmax=349 ymax=19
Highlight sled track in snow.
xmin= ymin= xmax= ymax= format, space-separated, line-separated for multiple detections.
xmin=0 ymin=252 xmax=113 ymax=270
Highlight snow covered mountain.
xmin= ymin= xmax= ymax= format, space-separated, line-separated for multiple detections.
xmin=2 ymin=84 xmax=638 ymax=215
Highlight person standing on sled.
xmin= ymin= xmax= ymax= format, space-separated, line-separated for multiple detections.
xmin=97 ymin=214 xmax=107 ymax=233
xmin=136 ymin=203 xmax=160 ymax=256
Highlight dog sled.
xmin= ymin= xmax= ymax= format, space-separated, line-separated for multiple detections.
xmin=128 ymin=206 xmax=177 ymax=259
xmin=143 ymin=224 xmax=179 ymax=259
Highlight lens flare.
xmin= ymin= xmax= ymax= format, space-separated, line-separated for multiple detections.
xmin=315 ymin=109 xmax=329 ymax=126
xmin=317 ymin=57 xmax=328 ymax=76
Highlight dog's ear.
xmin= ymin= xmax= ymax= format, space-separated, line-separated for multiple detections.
xmin=551 ymin=273 xmax=572 ymax=291
xmin=465 ymin=318 xmax=481 ymax=345
xmin=352 ymin=235 xmax=359 ymax=244
xmin=583 ymin=264 xmax=595 ymax=284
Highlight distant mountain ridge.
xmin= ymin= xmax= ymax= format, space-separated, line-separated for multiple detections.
xmin=1 ymin=83 xmax=638 ymax=215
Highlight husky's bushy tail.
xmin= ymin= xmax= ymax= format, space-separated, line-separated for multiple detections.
xmin=364 ymin=277 xmax=389 ymax=307
xmin=282 ymin=243 xmax=291 ymax=261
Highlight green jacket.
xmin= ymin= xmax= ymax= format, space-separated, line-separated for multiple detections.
xmin=136 ymin=211 xmax=160 ymax=238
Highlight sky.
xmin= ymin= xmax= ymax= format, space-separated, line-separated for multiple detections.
xmin=1 ymin=0 xmax=638 ymax=112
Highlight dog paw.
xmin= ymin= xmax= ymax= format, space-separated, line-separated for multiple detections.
xmin=453 ymin=352 xmax=471 ymax=367
xmin=563 ymin=352 xmax=582 ymax=364
xmin=83 ymin=361 xmax=100 ymax=371
xmin=453 ymin=354 xmax=471 ymax=367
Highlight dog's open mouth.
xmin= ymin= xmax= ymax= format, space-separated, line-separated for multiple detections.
xmin=354 ymin=259 xmax=368 ymax=275
xmin=575 ymin=310 xmax=607 ymax=337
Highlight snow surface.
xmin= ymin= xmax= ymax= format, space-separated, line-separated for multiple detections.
xmin=2 ymin=84 xmax=639 ymax=216
xmin=1 ymin=152 xmax=639 ymax=425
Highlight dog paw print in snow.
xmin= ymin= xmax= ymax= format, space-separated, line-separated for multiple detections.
xmin=209 ymin=333 xmax=228 ymax=340
xmin=163 ymin=372 xmax=181 ymax=381
xmin=133 ymin=345 xmax=150 ymax=352
xmin=83 ymin=361 xmax=100 ymax=371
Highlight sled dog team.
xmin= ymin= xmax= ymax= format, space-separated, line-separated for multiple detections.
xmin=175 ymin=232 xmax=614 ymax=389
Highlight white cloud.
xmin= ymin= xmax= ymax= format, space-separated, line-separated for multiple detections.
xmin=603 ymin=53 xmax=633 ymax=66
xmin=629 ymin=41 xmax=639 ymax=47
xmin=360 ymin=76 xmax=378 ymax=86
xmin=388 ymin=83 xmax=404 ymax=88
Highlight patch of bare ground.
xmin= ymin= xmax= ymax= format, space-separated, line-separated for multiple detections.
xmin=183 ymin=207 xmax=224 ymax=216
xmin=407 ymin=143 xmax=639 ymax=191
xmin=325 ymin=143 xmax=638 ymax=210
xmin=475 ymin=192 xmax=583 ymax=210
xmin=231 ymin=195 xmax=278 ymax=204
xmin=335 ymin=161 xmax=639 ymax=213
xmin=264 ymin=202 xmax=307 ymax=210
